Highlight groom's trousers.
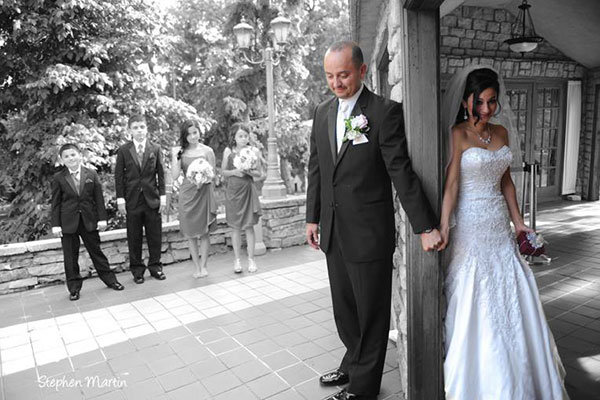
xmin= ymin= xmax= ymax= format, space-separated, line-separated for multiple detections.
xmin=325 ymin=223 xmax=393 ymax=398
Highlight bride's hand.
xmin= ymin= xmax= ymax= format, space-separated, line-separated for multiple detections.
xmin=438 ymin=224 xmax=450 ymax=251
xmin=514 ymin=222 xmax=534 ymax=236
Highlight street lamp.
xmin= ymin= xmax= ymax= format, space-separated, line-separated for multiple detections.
xmin=233 ymin=11 xmax=291 ymax=199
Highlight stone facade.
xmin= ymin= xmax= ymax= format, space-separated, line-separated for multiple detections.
xmin=578 ymin=67 xmax=600 ymax=200
xmin=0 ymin=196 xmax=307 ymax=295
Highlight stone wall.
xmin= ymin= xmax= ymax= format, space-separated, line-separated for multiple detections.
xmin=578 ymin=68 xmax=600 ymax=200
xmin=260 ymin=194 xmax=307 ymax=249
xmin=0 ymin=196 xmax=307 ymax=295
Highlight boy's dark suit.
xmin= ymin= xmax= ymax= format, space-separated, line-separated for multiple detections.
xmin=115 ymin=141 xmax=165 ymax=279
xmin=306 ymin=87 xmax=437 ymax=398
xmin=51 ymin=167 xmax=117 ymax=294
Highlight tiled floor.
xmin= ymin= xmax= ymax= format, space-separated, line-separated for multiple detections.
xmin=531 ymin=201 xmax=600 ymax=400
xmin=0 ymin=200 xmax=599 ymax=400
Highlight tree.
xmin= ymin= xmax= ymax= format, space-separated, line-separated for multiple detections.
xmin=0 ymin=0 xmax=211 ymax=242
xmin=164 ymin=0 xmax=348 ymax=192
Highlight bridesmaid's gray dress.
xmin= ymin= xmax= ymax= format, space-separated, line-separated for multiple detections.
xmin=224 ymin=150 xmax=261 ymax=230
xmin=178 ymin=154 xmax=217 ymax=237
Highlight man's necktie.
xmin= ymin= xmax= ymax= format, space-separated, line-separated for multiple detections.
xmin=72 ymin=171 xmax=80 ymax=193
xmin=137 ymin=144 xmax=144 ymax=164
xmin=337 ymin=102 xmax=350 ymax=153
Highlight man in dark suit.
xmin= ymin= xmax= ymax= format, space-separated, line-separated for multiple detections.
xmin=115 ymin=114 xmax=166 ymax=284
xmin=305 ymin=41 xmax=442 ymax=400
xmin=52 ymin=144 xmax=124 ymax=301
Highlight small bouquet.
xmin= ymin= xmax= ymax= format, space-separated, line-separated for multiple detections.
xmin=186 ymin=158 xmax=214 ymax=188
xmin=517 ymin=231 xmax=546 ymax=257
xmin=343 ymin=114 xmax=370 ymax=142
xmin=233 ymin=146 xmax=259 ymax=172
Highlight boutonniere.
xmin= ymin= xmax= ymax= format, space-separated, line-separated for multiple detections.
xmin=85 ymin=178 xmax=93 ymax=184
xmin=343 ymin=114 xmax=370 ymax=142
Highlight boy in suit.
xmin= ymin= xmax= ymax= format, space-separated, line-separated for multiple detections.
xmin=52 ymin=144 xmax=124 ymax=301
xmin=115 ymin=114 xmax=166 ymax=284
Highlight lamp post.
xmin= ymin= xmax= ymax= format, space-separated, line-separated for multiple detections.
xmin=233 ymin=12 xmax=291 ymax=199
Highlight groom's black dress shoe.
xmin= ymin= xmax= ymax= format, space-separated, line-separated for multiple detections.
xmin=320 ymin=369 xmax=349 ymax=386
xmin=69 ymin=291 xmax=80 ymax=301
xmin=134 ymin=276 xmax=145 ymax=284
xmin=324 ymin=389 xmax=374 ymax=400
xmin=324 ymin=389 xmax=357 ymax=400
xmin=150 ymin=271 xmax=166 ymax=280
xmin=109 ymin=282 xmax=124 ymax=291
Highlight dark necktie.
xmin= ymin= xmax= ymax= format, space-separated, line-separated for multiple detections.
xmin=71 ymin=171 xmax=80 ymax=193
xmin=137 ymin=144 xmax=144 ymax=165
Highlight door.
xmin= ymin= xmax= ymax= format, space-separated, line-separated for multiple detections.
xmin=506 ymin=81 xmax=566 ymax=201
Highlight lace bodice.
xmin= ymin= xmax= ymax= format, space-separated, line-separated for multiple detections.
xmin=458 ymin=145 xmax=511 ymax=199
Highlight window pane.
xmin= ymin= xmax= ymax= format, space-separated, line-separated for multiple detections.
xmin=550 ymin=129 xmax=558 ymax=147
xmin=534 ymin=129 xmax=542 ymax=150
xmin=551 ymin=109 xmax=558 ymax=128
xmin=519 ymin=113 xmax=527 ymax=131
xmin=544 ymin=109 xmax=552 ymax=128
xmin=537 ymin=91 xmax=544 ymax=107
xmin=545 ymin=90 xmax=552 ymax=107
xmin=520 ymin=92 xmax=527 ymax=110
xmin=543 ymin=129 xmax=550 ymax=148
xmin=552 ymin=89 xmax=560 ymax=106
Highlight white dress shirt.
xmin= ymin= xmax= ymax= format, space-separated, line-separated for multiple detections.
xmin=336 ymin=84 xmax=364 ymax=153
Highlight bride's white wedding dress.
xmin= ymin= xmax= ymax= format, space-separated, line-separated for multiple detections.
xmin=444 ymin=145 xmax=569 ymax=400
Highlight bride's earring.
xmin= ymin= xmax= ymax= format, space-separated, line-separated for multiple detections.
xmin=463 ymin=107 xmax=468 ymax=120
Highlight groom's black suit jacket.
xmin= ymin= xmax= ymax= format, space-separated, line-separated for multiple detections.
xmin=306 ymin=87 xmax=437 ymax=262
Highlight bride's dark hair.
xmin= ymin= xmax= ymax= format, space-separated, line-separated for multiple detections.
xmin=456 ymin=68 xmax=501 ymax=126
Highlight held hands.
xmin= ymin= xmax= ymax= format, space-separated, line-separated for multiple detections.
xmin=438 ymin=224 xmax=450 ymax=251
xmin=98 ymin=221 xmax=108 ymax=231
xmin=420 ymin=228 xmax=443 ymax=252
xmin=117 ymin=203 xmax=127 ymax=214
xmin=52 ymin=226 xmax=62 ymax=238
xmin=306 ymin=223 xmax=320 ymax=250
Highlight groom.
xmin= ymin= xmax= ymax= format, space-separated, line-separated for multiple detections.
xmin=305 ymin=41 xmax=441 ymax=400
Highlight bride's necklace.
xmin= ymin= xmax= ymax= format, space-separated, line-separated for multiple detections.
xmin=472 ymin=123 xmax=492 ymax=145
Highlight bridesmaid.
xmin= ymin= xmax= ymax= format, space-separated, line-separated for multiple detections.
xmin=171 ymin=120 xmax=217 ymax=278
xmin=221 ymin=122 xmax=262 ymax=273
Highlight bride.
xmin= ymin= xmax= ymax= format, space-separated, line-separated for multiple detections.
xmin=438 ymin=66 xmax=569 ymax=399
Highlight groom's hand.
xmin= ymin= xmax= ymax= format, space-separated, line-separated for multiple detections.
xmin=306 ymin=223 xmax=320 ymax=250
xmin=420 ymin=229 xmax=442 ymax=252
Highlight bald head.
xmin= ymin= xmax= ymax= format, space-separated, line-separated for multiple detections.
xmin=325 ymin=41 xmax=364 ymax=69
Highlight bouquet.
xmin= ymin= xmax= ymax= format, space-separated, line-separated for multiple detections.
xmin=233 ymin=146 xmax=259 ymax=172
xmin=186 ymin=158 xmax=214 ymax=187
xmin=517 ymin=231 xmax=546 ymax=257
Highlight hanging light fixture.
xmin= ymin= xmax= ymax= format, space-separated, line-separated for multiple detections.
xmin=505 ymin=0 xmax=543 ymax=53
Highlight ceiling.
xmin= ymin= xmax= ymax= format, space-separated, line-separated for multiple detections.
xmin=443 ymin=0 xmax=600 ymax=68
xmin=352 ymin=0 xmax=600 ymax=69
